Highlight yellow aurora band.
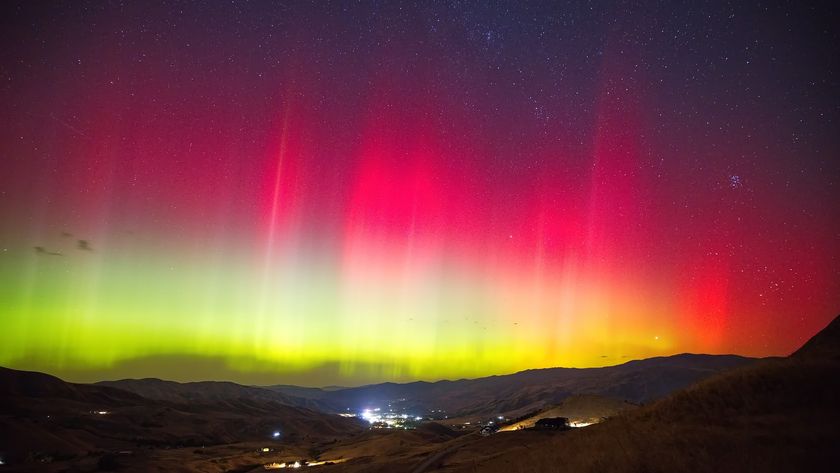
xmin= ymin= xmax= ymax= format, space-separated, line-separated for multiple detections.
xmin=1 ymin=230 xmax=682 ymax=385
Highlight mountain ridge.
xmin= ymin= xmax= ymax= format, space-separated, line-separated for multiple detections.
xmin=436 ymin=314 xmax=840 ymax=473
xmin=266 ymin=353 xmax=756 ymax=418
xmin=83 ymin=353 xmax=756 ymax=420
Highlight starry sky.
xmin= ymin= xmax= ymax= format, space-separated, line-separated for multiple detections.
xmin=1 ymin=1 xmax=839 ymax=386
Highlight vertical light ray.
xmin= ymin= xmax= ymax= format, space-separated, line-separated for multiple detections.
xmin=255 ymin=107 xmax=292 ymax=355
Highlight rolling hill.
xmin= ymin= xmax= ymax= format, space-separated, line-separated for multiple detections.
xmin=96 ymin=353 xmax=753 ymax=423
xmin=0 ymin=367 xmax=365 ymax=470
xmin=409 ymin=315 xmax=840 ymax=473
xmin=268 ymin=353 xmax=755 ymax=418
xmin=5 ymin=318 xmax=834 ymax=472
xmin=96 ymin=378 xmax=340 ymax=412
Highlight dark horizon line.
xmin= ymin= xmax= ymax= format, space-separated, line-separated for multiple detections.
xmin=1 ymin=351 xmax=765 ymax=391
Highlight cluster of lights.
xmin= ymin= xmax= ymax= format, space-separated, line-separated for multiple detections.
xmin=360 ymin=408 xmax=423 ymax=429
xmin=264 ymin=459 xmax=345 ymax=469
xmin=264 ymin=460 xmax=303 ymax=469
xmin=461 ymin=416 xmax=507 ymax=430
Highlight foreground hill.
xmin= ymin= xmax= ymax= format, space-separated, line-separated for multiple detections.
xmin=496 ymin=394 xmax=637 ymax=431
xmin=0 ymin=367 xmax=365 ymax=470
xmin=416 ymin=315 xmax=840 ymax=473
xmin=269 ymin=353 xmax=755 ymax=418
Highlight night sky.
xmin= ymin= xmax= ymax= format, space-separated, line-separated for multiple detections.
xmin=1 ymin=1 xmax=839 ymax=386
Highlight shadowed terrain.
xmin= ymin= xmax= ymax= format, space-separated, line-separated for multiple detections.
xmin=0 ymin=368 xmax=365 ymax=471
xmin=267 ymin=353 xmax=754 ymax=419
xmin=404 ymin=315 xmax=840 ymax=473
xmin=1 ymin=317 xmax=836 ymax=472
xmin=95 ymin=378 xmax=341 ymax=413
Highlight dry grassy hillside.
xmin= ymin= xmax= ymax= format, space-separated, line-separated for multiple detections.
xmin=497 ymin=394 xmax=636 ymax=431
xmin=0 ymin=367 xmax=365 ymax=471
xmin=438 ymin=316 xmax=840 ymax=473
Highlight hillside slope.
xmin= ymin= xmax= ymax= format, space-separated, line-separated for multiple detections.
xmin=497 ymin=394 xmax=636 ymax=431
xmin=440 ymin=315 xmax=840 ymax=473
xmin=270 ymin=354 xmax=754 ymax=418
xmin=97 ymin=378 xmax=339 ymax=412
xmin=0 ymin=368 xmax=365 ymax=468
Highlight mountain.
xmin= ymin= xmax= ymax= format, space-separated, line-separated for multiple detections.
xmin=416 ymin=315 xmax=840 ymax=473
xmin=1 ymin=366 xmax=83 ymax=399
xmin=0 ymin=367 xmax=365 ymax=469
xmin=6 ymin=318 xmax=835 ymax=472
xmin=269 ymin=353 xmax=755 ymax=418
xmin=792 ymin=314 xmax=840 ymax=360
xmin=0 ymin=353 xmax=758 ymax=471
xmin=0 ymin=366 xmax=144 ymax=403
xmin=265 ymin=384 xmax=342 ymax=400
xmin=97 ymin=378 xmax=341 ymax=412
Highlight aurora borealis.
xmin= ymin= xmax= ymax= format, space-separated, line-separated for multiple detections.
xmin=1 ymin=1 xmax=839 ymax=386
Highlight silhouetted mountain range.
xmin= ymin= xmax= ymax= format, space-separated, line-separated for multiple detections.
xmin=89 ymin=353 xmax=754 ymax=422
xmin=424 ymin=315 xmax=840 ymax=473
xmin=266 ymin=353 xmax=755 ymax=417
xmin=96 ymin=378 xmax=341 ymax=412
xmin=1 ymin=316 xmax=836 ymax=472
xmin=0 ymin=367 xmax=364 ymax=468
